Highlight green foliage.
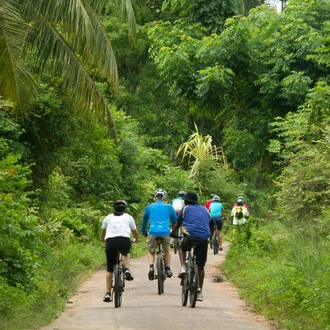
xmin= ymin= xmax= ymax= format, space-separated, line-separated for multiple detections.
xmin=223 ymin=222 xmax=330 ymax=330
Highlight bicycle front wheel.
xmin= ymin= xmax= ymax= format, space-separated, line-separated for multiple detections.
xmin=114 ymin=265 xmax=123 ymax=308
xmin=189 ymin=264 xmax=199 ymax=308
xmin=156 ymin=253 xmax=164 ymax=295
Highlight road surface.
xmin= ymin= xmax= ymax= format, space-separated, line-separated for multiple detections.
xmin=40 ymin=242 xmax=277 ymax=330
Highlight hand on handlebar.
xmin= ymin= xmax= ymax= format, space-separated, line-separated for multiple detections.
xmin=132 ymin=238 xmax=140 ymax=243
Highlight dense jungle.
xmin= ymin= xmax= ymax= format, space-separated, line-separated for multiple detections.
xmin=1 ymin=1 xmax=329 ymax=329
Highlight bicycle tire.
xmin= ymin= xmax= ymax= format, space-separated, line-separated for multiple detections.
xmin=189 ymin=263 xmax=199 ymax=308
xmin=173 ymin=238 xmax=178 ymax=254
xmin=114 ymin=264 xmax=122 ymax=308
xmin=156 ymin=252 xmax=164 ymax=295
xmin=213 ymin=233 xmax=219 ymax=255
xmin=181 ymin=275 xmax=188 ymax=306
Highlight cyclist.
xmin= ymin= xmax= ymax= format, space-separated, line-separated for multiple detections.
xmin=231 ymin=197 xmax=249 ymax=226
xmin=232 ymin=196 xmax=249 ymax=212
xmin=141 ymin=189 xmax=177 ymax=280
xmin=172 ymin=190 xmax=185 ymax=215
xmin=170 ymin=191 xmax=213 ymax=302
xmin=209 ymin=195 xmax=226 ymax=251
xmin=205 ymin=193 xmax=215 ymax=211
xmin=101 ymin=200 xmax=139 ymax=302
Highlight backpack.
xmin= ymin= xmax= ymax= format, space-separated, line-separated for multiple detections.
xmin=172 ymin=199 xmax=184 ymax=213
xmin=235 ymin=206 xmax=244 ymax=219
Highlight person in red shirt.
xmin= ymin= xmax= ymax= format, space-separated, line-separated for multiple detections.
xmin=205 ymin=193 xmax=215 ymax=211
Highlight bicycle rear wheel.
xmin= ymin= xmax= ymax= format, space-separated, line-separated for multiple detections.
xmin=173 ymin=238 xmax=178 ymax=254
xmin=189 ymin=264 xmax=199 ymax=308
xmin=181 ymin=275 xmax=188 ymax=306
xmin=114 ymin=265 xmax=123 ymax=308
xmin=156 ymin=252 xmax=164 ymax=295
xmin=213 ymin=233 xmax=219 ymax=255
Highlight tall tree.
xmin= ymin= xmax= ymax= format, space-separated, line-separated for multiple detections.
xmin=0 ymin=0 xmax=137 ymax=141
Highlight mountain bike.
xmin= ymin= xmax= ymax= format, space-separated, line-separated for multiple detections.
xmin=173 ymin=228 xmax=182 ymax=254
xmin=153 ymin=237 xmax=167 ymax=295
xmin=211 ymin=229 xmax=219 ymax=255
xmin=112 ymin=251 xmax=125 ymax=308
xmin=181 ymin=239 xmax=199 ymax=308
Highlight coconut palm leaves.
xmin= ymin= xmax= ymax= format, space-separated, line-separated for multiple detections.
xmin=177 ymin=124 xmax=228 ymax=178
xmin=0 ymin=0 xmax=137 ymax=142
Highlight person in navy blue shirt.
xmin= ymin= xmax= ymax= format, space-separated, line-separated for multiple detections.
xmin=141 ymin=189 xmax=177 ymax=280
xmin=171 ymin=191 xmax=214 ymax=302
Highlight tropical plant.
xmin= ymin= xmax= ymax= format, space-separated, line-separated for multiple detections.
xmin=177 ymin=124 xmax=228 ymax=178
xmin=0 ymin=0 xmax=137 ymax=141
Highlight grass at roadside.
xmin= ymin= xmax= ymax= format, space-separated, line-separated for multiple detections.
xmin=221 ymin=219 xmax=330 ymax=330
xmin=0 ymin=238 xmax=148 ymax=330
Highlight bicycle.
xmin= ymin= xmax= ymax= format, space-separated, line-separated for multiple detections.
xmin=112 ymin=251 xmax=125 ymax=308
xmin=152 ymin=237 xmax=168 ymax=295
xmin=173 ymin=228 xmax=182 ymax=254
xmin=181 ymin=238 xmax=200 ymax=308
xmin=211 ymin=229 xmax=219 ymax=255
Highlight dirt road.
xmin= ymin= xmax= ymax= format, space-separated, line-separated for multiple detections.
xmin=40 ymin=242 xmax=276 ymax=330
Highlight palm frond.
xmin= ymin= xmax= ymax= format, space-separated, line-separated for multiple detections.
xmin=0 ymin=0 xmax=36 ymax=111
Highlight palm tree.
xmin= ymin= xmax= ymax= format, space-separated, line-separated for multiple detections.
xmin=0 ymin=0 xmax=137 ymax=143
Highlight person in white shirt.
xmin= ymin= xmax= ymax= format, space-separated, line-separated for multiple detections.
xmin=101 ymin=200 xmax=139 ymax=302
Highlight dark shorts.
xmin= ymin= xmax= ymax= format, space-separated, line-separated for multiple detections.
xmin=180 ymin=236 xmax=208 ymax=270
xmin=105 ymin=237 xmax=131 ymax=272
xmin=212 ymin=216 xmax=223 ymax=230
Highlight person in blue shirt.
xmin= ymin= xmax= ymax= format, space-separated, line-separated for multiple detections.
xmin=209 ymin=195 xmax=226 ymax=251
xmin=141 ymin=189 xmax=177 ymax=280
xmin=170 ymin=191 xmax=215 ymax=302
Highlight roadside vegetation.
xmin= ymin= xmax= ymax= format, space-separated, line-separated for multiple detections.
xmin=1 ymin=1 xmax=330 ymax=329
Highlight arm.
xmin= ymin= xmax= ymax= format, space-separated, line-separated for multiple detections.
xmin=131 ymin=229 xmax=139 ymax=243
xmin=222 ymin=206 xmax=226 ymax=220
xmin=141 ymin=207 xmax=149 ymax=235
xmin=101 ymin=229 xmax=106 ymax=242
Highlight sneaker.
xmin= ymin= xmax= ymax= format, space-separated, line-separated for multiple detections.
xmin=125 ymin=268 xmax=134 ymax=281
xmin=148 ymin=267 xmax=154 ymax=281
xmin=165 ymin=268 xmax=173 ymax=278
xmin=196 ymin=290 xmax=203 ymax=302
xmin=103 ymin=292 xmax=112 ymax=302
xmin=178 ymin=266 xmax=186 ymax=278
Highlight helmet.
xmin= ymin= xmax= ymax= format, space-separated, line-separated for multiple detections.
xmin=154 ymin=189 xmax=167 ymax=199
xmin=210 ymin=193 xmax=215 ymax=199
xmin=178 ymin=190 xmax=185 ymax=197
xmin=212 ymin=195 xmax=220 ymax=202
xmin=184 ymin=192 xmax=198 ymax=204
xmin=236 ymin=197 xmax=243 ymax=205
xmin=237 ymin=196 xmax=244 ymax=202
xmin=113 ymin=200 xmax=127 ymax=211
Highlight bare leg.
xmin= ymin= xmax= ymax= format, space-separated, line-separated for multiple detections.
xmin=106 ymin=271 xmax=112 ymax=292
xmin=147 ymin=251 xmax=155 ymax=265
xmin=198 ymin=268 xmax=205 ymax=290
xmin=218 ymin=230 xmax=223 ymax=247
xmin=178 ymin=249 xmax=186 ymax=266
xmin=164 ymin=249 xmax=171 ymax=267
xmin=122 ymin=253 xmax=130 ymax=269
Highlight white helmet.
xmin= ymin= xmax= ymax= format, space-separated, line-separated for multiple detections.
xmin=154 ymin=189 xmax=167 ymax=199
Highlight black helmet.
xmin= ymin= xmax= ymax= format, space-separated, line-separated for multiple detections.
xmin=210 ymin=193 xmax=215 ymax=199
xmin=154 ymin=189 xmax=167 ymax=199
xmin=178 ymin=190 xmax=185 ymax=197
xmin=184 ymin=192 xmax=198 ymax=204
xmin=113 ymin=200 xmax=127 ymax=212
